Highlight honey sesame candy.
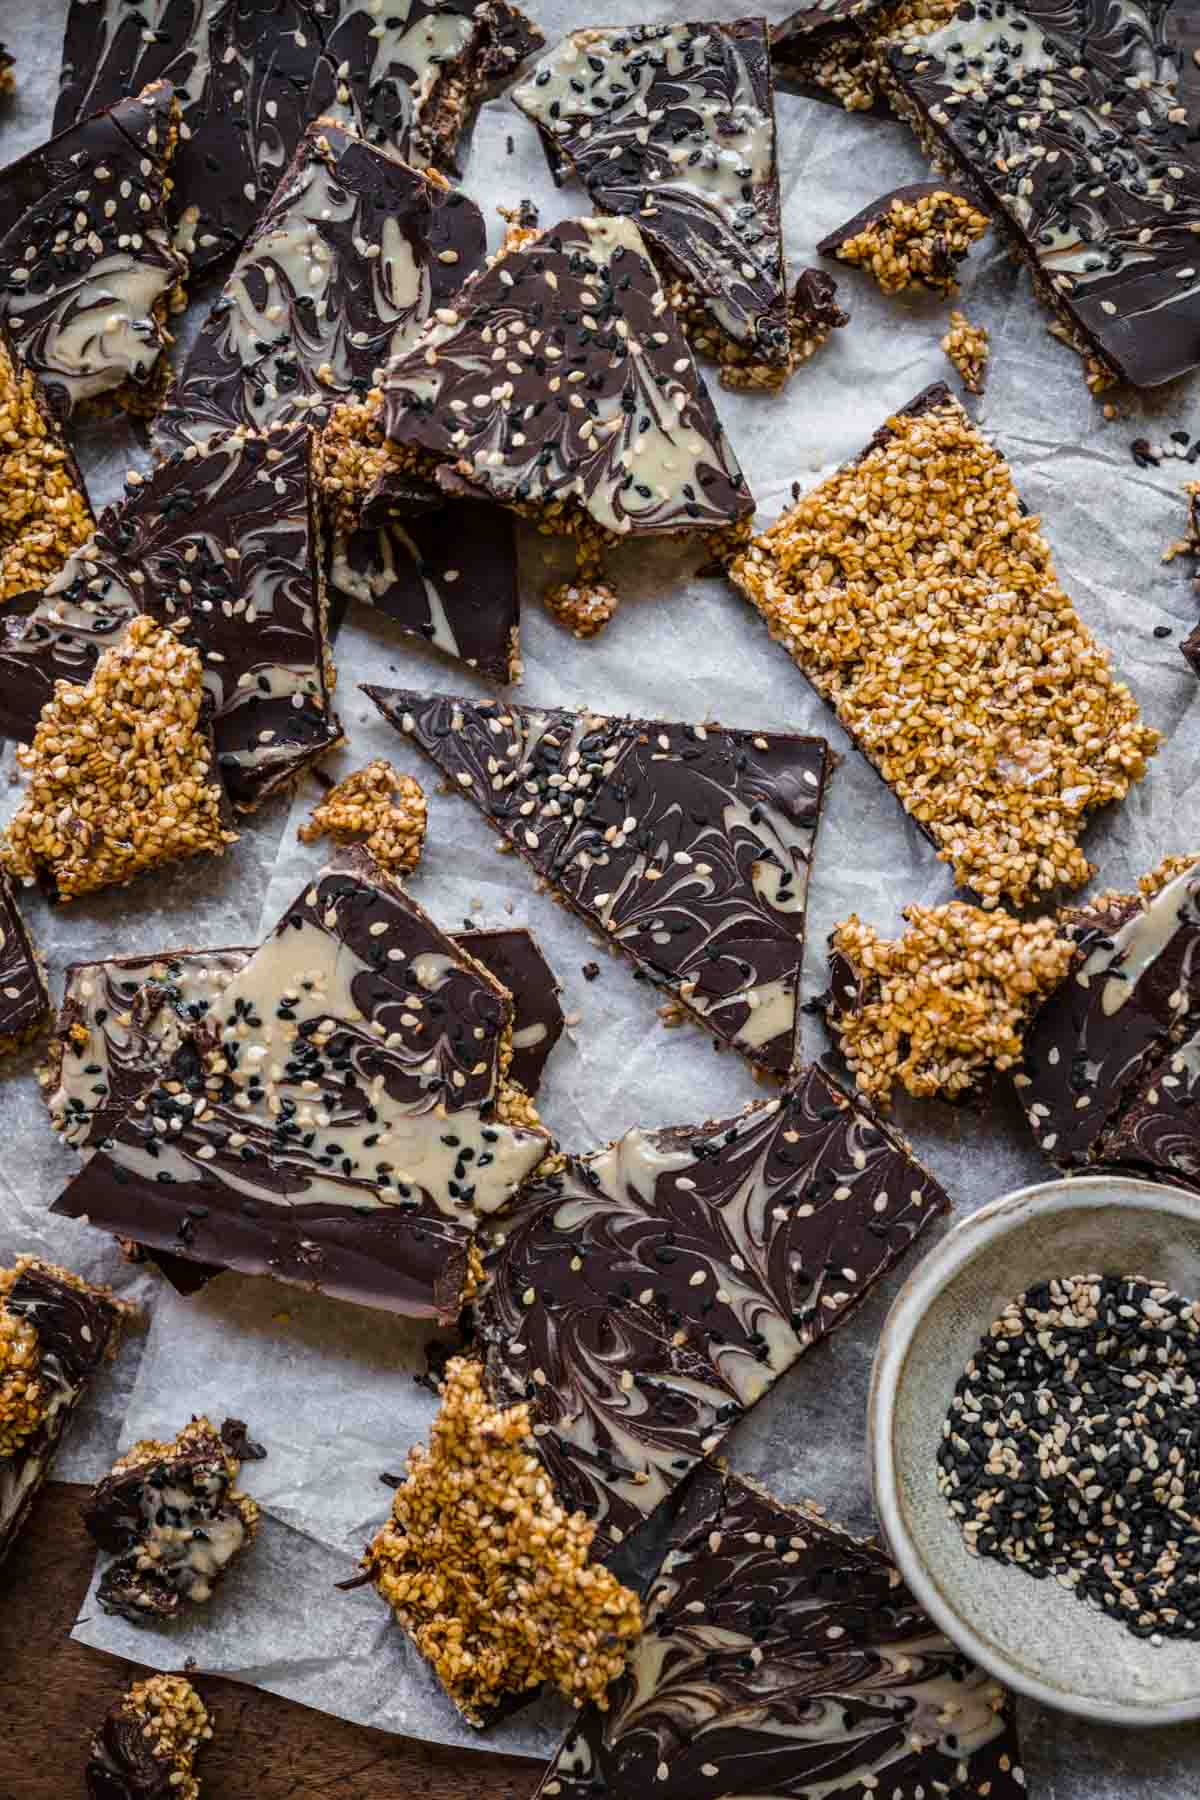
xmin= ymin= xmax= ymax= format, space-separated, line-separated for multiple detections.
xmin=299 ymin=760 xmax=427 ymax=872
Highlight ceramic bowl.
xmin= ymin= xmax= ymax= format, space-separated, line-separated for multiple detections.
xmin=869 ymin=1173 xmax=1200 ymax=1726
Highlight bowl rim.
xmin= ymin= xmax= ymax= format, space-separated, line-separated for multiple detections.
xmin=868 ymin=1172 xmax=1200 ymax=1728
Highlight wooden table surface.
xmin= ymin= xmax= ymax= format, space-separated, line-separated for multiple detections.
xmin=0 ymin=1483 xmax=543 ymax=1800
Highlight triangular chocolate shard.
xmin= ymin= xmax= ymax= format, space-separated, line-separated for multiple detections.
xmin=365 ymin=687 xmax=831 ymax=1075
xmin=513 ymin=21 xmax=791 ymax=367
xmin=0 ymin=869 xmax=49 ymax=1054
xmin=50 ymin=852 xmax=552 ymax=1319
xmin=0 ymin=425 xmax=342 ymax=813
xmin=474 ymin=1066 xmax=950 ymax=1561
xmin=380 ymin=214 xmax=754 ymax=536
xmin=0 ymin=81 xmax=188 ymax=418
xmin=532 ymin=1464 xmax=1023 ymax=1800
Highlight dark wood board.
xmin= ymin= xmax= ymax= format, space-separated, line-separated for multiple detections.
xmin=0 ymin=1483 xmax=543 ymax=1799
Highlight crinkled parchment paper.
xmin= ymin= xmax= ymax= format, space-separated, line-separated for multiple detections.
xmin=3 ymin=0 xmax=1200 ymax=1782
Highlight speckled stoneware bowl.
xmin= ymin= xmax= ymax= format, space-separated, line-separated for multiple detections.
xmin=869 ymin=1174 xmax=1200 ymax=1726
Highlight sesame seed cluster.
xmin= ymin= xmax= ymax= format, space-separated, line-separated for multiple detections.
xmin=2 ymin=616 xmax=236 ymax=901
xmin=940 ymin=1273 xmax=1200 ymax=1642
xmin=0 ymin=328 xmax=92 ymax=603
xmin=94 ymin=1675 xmax=212 ymax=1800
xmin=830 ymin=188 xmax=989 ymax=294
xmin=827 ymin=901 xmax=1074 ymax=1104
xmin=299 ymin=761 xmax=427 ymax=873
xmin=365 ymin=1355 xmax=642 ymax=1724
xmin=728 ymin=391 xmax=1160 ymax=906
xmin=0 ymin=1255 xmax=120 ymax=1460
xmin=942 ymin=307 xmax=990 ymax=391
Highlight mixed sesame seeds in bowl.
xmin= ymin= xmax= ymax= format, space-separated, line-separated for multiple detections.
xmin=869 ymin=1175 xmax=1200 ymax=1726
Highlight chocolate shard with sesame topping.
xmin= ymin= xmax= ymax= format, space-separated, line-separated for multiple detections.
xmin=51 ymin=852 xmax=552 ymax=1319
xmin=0 ymin=80 xmax=188 ymax=420
xmin=473 ymin=1064 xmax=950 ymax=1561
xmin=365 ymin=688 xmax=832 ymax=1076
xmin=0 ymin=424 xmax=343 ymax=812
xmin=728 ymin=383 xmax=1160 ymax=909
xmin=1017 ymin=853 xmax=1200 ymax=1169
xmin=86 ymin=1673 xmax=212 ymax=1800
xmin=455 ymin=927 xmax=564 ymax=1096
xmin=379 ymin=213 xmax=755 ymax=538
xmin=512 ymin=22 xmax=825 ymax=388
xmin=771 ymin=0 xmax=958 ymax=114
xmin=0 ymin=318 xmax=94 ymax=605
xmin=1 ymin=1256 xmax=130 ymax=1567
xmin=0 ymin=869 xmax=50 ymax=1057
xmin=886 ymin=0 xmax=1200 ymax=390
xmin=535 ymin=1464 xmax=1024 ymax=1800
xmin=85 ymin=1413 xmax=263 ymax=1622
xmin=817 ymin=181 xmax=990 ymax=294
xmin=55 ymin=2 xmax=541 ymax=277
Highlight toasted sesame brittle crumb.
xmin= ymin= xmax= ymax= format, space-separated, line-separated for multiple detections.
xmin=99 ymin=1674 xmax=212 ymax=1800
xmin=0 ymin=330 xmax=92 ymax=602
xmin=832 ymin=191 xmax=990 ymax=296
xmin=1 ymin=1256 xmax=127 ymax=1458
xmin=365 ymin=1356 xmax=641 ymax=1723
xmin=828 ymin=902 xmax=1073 ymax=1105
xmin=299 ymin=760 xmax=427 ymax=872
xmin=2 ymin=615 xmax=236 ymax=901
xmin=942 ymin=309 xmax=990 ymax=393
xmin=728 ymin=394 xmax=1160 ymax=906
xmin=543 ymin=577 xmax=620 ymax=638
xmin=1138 ymin=851 xmax=1200 ymax=902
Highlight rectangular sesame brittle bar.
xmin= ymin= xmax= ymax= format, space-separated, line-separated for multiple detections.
xmin=727 ymin=383 xmax=1159 ymax=908
xmin=51 ymin=852 xmax=551 ymax=1318
xmin=366 ymin=687 xmax=833 ymax=1076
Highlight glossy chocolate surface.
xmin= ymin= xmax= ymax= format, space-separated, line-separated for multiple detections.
xmin=366 ymin=687 xmax=832 ymax=1075
xmin=0 ymin=870 xmax=49 ymax=1050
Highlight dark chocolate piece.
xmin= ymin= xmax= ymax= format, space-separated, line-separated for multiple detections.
xmin=1184 ymin=619 xmax=1200 ymax=678
xmin=1096 ymin=1025 xmax=1200 ymax=1193
xmin=379 ymin=214 xmax=754 ymax=537
xmin=887 ymin=1 xmax=1200 ymax=389
xmin=474 ymin=1065 xmax=950 ymax=1559
xmin=1017 ymin=862 xmax=1200 ymax=1167
xmin=0 ymin=870 xmax=50 ymax=1054
xmin=1 ymin=1259 xmax=125 ymax=1566
xmin=84 ymin=1414 xmax=260 ymax=1621
xmin=0 ymin=425 xmax=342 ymax=812
xmin=534 ymin=1464 xmax=1024 ymax=1800
xmin=51 ymin=853 xmax=552 ymax=1319
xmin=156 ymin=119 xmax=488 ymax=449
xmin=0 ymin=81 xmax=186 ymax=419
xmin=456 ymin=927 xmax=564 ymax=1095
xmin=365 ymin=688 xmax=833 ymax=1076
xmin=56 ymin=2 xmax=542 ymax=276
xmin=86 ymin=1674 xmax=211 ymax=1800
xmin=512 ymin=22 xmax=791 ymax=366
xmin=817 ymin=179 xmax=986 ymax=289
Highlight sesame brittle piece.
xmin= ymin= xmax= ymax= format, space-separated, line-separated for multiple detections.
xmin=366 ymin=688 xmax=832 ymax=1077
xmin=365 ymin=1356 xmax=642 ymax=1726
xmin=826 ymin=901 xmax=1073 ymax=1106
xmin=818 ymin=183 xmax=990 ymax=295
xmin=0 ymin=320 xmax=92 ymax=604
xmin=942 ymin=308 xmax=990 ymax=392
xmin=86 ymin=1673 xmax=212 ymax=1800
xmin=2 ymin=616 xmax=236 ymax=902
xmin=299 ymin=760 xmax=427 ymax=873
xmin=51 ymin=853 xmax=552 ymax=1318
xmin=474 ymin=1068 xmax=949 ymax=1562
xmin=728 ymin=384 xmax=1160 ymax=908
xmin=532 ymin=1465 xmax=1024 ymax=1800
xmin=1 ymin=1256 xmax=131 ymax=1566
xmin=84 ymin=1415 xmax=264 ymax=1623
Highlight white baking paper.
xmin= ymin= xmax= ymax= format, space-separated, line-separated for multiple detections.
xmin=3 ymin=0 xmax=1200 ymax=1784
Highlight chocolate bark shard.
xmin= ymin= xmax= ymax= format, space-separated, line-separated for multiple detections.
xmin=0 ymin=82 xmax=187 ymax=419
xmin=886 ymin=0 xmax=1200 ymax=390
xmin=0 ymin=318 xmax=94 ymax=605
xmin=379 ymin=213 xmax=755 ymax=537
xmin=474 ymin=1065 xmax=950 ymax=1561
xmin=365 ymin=687 xmax=832 ymax=1076
xmin=0 ymin=425 xmax=342 ymax=812
xmin=50 ymin=853 xmax=552 ymax=1319
xmin=512 ymin=22 xmax=791 ymax=367
xmin=56 ymin=2 xmax=541 ymax=275
xmin=1017 ymin=860 xmax=1200 ymax=1168
xmin=533 ymin=1464 xmax=1024 ymax=1800
xmin=727 ymin=384 xmax=1160 ymax=909
xmin=155 ymin=120 xmax=488 ymax=450
xmin=0 ymin=1257 xmax=127 ymax=1566
xmin=1095 ymin=1029 xmax=1200 ymax=1194
xmin=456 ymin=928 xmax=564 ymax=1096
xmin=0 ymin=870 xmax=50 ymax=1056
xmin=84 ymin=1413 xmax=260 ymax=1622
xmin=817 ymin=181 xmax=989 ymax=294
xmin=86 ymin=1673 xmax=212 ymax=1800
